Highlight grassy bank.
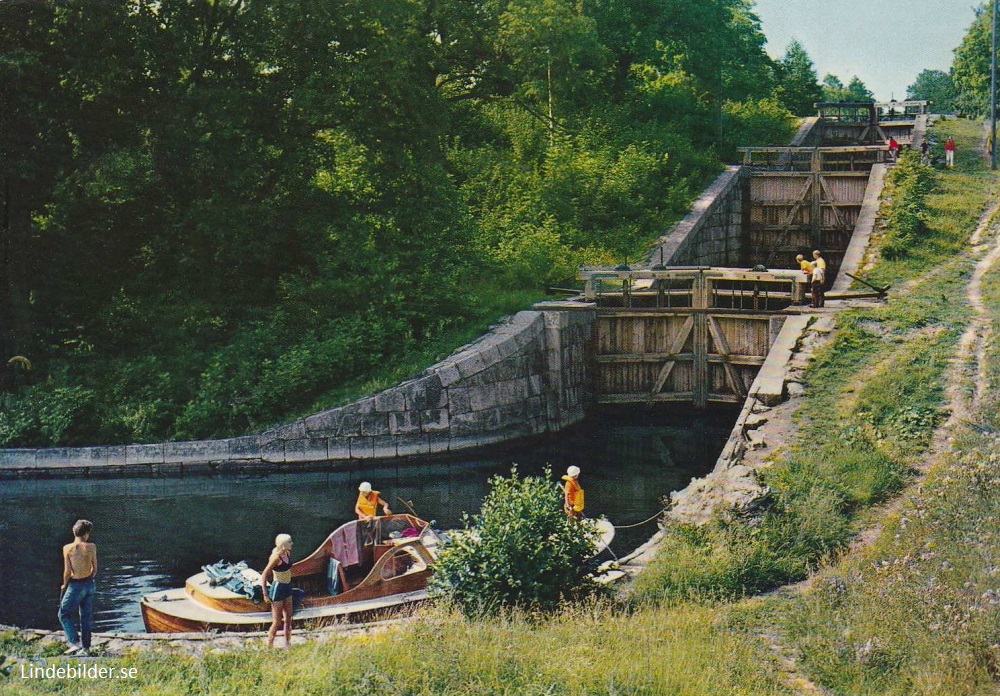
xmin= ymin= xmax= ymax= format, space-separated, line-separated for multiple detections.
xmin=3 ymin=605 xmax=791 ymax=696
xmin=727 ymin=118 xmax=1000 ymax=695
xmin=4 ymin=119 xmax=997 ymax=696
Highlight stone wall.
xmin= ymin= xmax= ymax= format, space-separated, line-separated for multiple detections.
xmin=644 ymin=166 xmax=747 ymax=268
xmin=0 ymin=305 xmax=596 ymax=476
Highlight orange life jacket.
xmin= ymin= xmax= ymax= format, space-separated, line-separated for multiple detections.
xmin=561 ymin=475 xmax=584 ymax=512
xmin=356 ymin=491 xmax=380 ymax=517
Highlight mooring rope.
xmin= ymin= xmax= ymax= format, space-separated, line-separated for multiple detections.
xmin=612 ymin=508 xmax=669 ymax=530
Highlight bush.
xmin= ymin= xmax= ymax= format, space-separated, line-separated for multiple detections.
xmin=430 ymin=467 xmax=602 ymax=615
xmin=879 ymin=151 xmax=937 ymax=259
xmin=719 ymin=98 xmax=797 ymax=158
xmin=0 ymin=380 xmax=100 ymax=446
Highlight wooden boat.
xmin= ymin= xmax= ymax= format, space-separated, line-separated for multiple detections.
xmin=140 ymin=514 xmax=440 ymax=633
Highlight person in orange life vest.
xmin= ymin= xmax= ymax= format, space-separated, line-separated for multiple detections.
xmin=355 ymin=481 xmax=392 ymax=521
xmin=562 ymin=466 xmax=584 ymax=518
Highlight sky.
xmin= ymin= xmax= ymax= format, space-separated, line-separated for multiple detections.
xmin=752 ymin=0 xmax=983 ymax=101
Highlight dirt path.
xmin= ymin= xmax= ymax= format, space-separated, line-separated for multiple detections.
xmin=951 ymin=199 xmax=1000 ymax=420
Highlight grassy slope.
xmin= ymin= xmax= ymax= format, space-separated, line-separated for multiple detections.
xmin=3 ymin=120 xmax=997 ymax=696
xmin=731 ymin=118 xmax=1000 ymax=695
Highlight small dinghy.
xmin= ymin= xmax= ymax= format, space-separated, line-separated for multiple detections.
xmin=592 ymin=518 xmax=615 ymax=556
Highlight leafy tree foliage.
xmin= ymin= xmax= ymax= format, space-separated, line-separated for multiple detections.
xmin=844 ymin=76 xmax=875 ymax=103
xmin=951 ymin=4 xmax=992 ymax=116
xmin=0 ymin=0 xmax=794 ymax=445
xmin=821 ymin=74 xmax=847 ymax=102
xmin=429 ymin=467 xmax=601 ymax=614
xmin=907 ymin=69 xmax=957 ymax=113
xmin=775 ymin=40 xmax=823 ymax=116
xmin=820 ymin=74 xmax=874 ymax=103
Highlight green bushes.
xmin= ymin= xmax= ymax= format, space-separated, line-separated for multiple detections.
xmin=720 ymin=97 xmax=797 ymax=158
xmin=879 ymin=151 xmax=937 ymax=259
xmin=0 ymin=381 xmax=99 ymax=447
xmin=430 ymin=468 xmax=601 ymax=615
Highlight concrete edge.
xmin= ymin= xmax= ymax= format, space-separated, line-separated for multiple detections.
xmin=832 ymin=163 xmax=887 ymax=294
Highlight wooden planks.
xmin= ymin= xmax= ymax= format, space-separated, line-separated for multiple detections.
xmin=595 ymin=310 xmax=771 ymax=406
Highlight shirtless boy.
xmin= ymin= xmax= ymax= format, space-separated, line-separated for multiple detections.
xmin=59 ymin=519 xmax=97 ymax=654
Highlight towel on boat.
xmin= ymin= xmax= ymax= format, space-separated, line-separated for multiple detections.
xmin=326 ymin=557 xmax=342 ymax=595
xmin=330 ymin=522 xmax=361 ymax=566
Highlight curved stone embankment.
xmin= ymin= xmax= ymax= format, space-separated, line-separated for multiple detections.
xmin=0 ymin=302 xmax=595 ymax=477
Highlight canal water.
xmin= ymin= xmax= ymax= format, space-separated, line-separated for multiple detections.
xmin=0 ymin=407 xmax=733 ymax=632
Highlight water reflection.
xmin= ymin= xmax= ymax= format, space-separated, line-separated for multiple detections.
xmin=0 ymin=407 xmax=733 ymax=632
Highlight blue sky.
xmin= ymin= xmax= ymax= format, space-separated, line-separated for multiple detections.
xmin=752 ymin=0 xmax=983 ymax=101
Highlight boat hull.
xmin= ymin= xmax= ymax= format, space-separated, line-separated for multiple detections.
xmin=140 ymin=588 xmax=428 ymax=633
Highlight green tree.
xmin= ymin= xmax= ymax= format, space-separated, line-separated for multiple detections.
xmin=430 ymin=467 xmax=601 ymax=615
xmin=844 ymin=75 xmax=875 ymax=103
xmin=0 ymin=0 xmax=802 ymax=445
xmin=952 ymin=4 xmax=991 ymax=116
xmin=907 ymin=69 xmax=957 ymax=112
xmin=821 ymin=74 xmax=848 ymax=102
xmin=774 ymin=39 xmax=823 ymax=116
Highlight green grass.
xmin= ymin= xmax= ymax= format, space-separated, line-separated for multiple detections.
xmin=723 ymin=117 xmax=1000 ymax=695
xmin=2 ymin=604 xmax=792 ymax=695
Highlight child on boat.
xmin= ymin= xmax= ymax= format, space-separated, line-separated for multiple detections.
xmin=562 ymin=466 xmax=585 ymax=519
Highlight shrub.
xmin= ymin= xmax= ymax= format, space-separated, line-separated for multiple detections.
xmin=0 ymin=381 xmax=100 ymax=446
xmin=880 ymin=151 xmax=936 ymax=259
xmin=430 ymin=467 xmax=601 ymax=615
xmin=720 ymin=98 xmax=797 ymax=158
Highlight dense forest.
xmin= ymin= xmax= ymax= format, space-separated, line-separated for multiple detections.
xmin=0 ymin=0 xmax=820 ymax=446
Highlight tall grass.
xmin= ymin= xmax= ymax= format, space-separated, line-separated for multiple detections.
xmin=730 ymin=117 xmax=1000 ymax=695
xmin=3 ymin=604 xmax=791 ymax=695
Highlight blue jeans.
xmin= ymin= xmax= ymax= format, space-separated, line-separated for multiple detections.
xmin=59 ymin=578 xmax=95 ymax=648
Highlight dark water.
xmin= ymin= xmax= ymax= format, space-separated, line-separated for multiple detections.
xmin=0 ymin=407 xmax=733 ymax=632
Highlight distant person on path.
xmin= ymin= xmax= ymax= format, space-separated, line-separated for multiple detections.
xmin=887 ymin=136 xmax=899 ymax=162
xmin=795 ymin=254 xmax=813 ymax=306
xmin=562 ymin=466 xmax=585 ymax=519
xmin=261 ymin=533 xmax=294 ymax=648
xmin=811 ymin=250 xmax=827 ymax=308
xmin=355 ymin=481 xmax=391 ymax=521
xmin=59 ymin=519 xmax=96 ymax=655
xmin=945 ymin=137 xmax=955 ymax=168
xmin=920 ymin=140 xmax=930 ymax=164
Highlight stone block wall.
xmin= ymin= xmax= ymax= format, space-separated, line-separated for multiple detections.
xmin=645 ymin=166 xmax=746 ymax=268
xmin=0 ymin=306 xmax=597 ymax=475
